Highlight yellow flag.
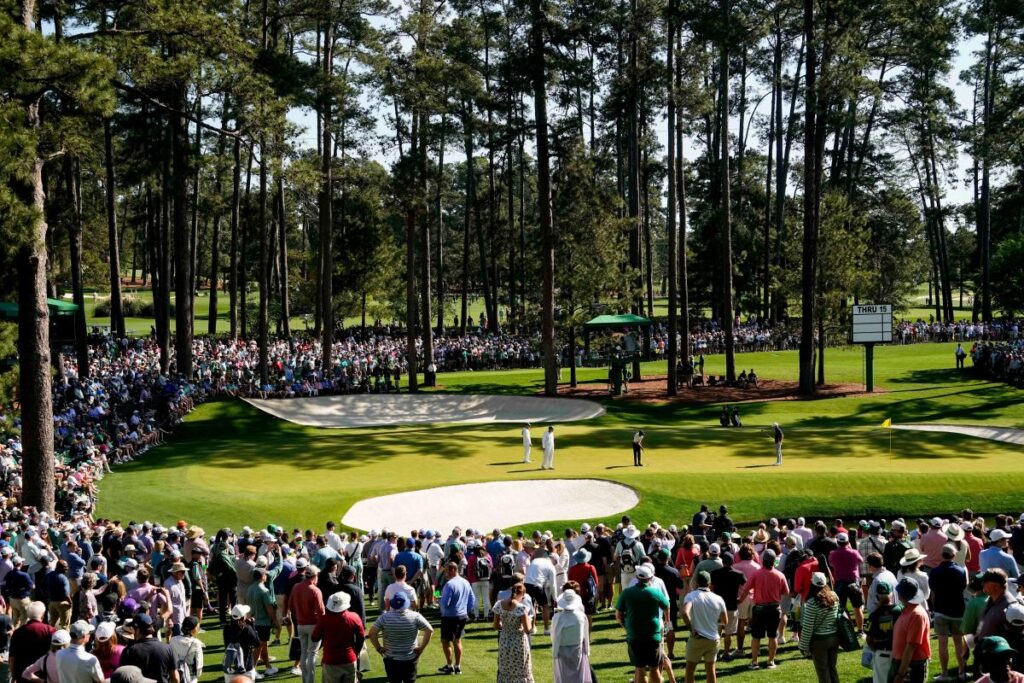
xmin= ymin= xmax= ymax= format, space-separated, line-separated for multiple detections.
xmin=881 ymin=418 xmax=892 ymax=429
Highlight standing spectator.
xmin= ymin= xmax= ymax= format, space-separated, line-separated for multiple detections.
xmin=978 ymin=569 xmax=1012 ymax=642
xmin=928 ymin=544 xmax=968 ymax=681
xmin=312 ymin=592 xmax=364 ymax=683
xmin=163 ymin=562 xmax=188 ymax=637
xmin=891 ymin=578 xmax=931 ymax=683
xmin=524 ymin=545 xmax=557 ymax=634
xmin=740 ymin=549 xmax=789 ymax=670
xmin=208 ymin=531 xmax=237 ymax=626
xmin=467 ymin=545 xmax=492 ymax=622
xmin=21 ymin=630 xmax=68 ymax=683
xmin=288 ymin=566 xmax=325 ymax=683
xmin=44 ymin=561 xmax=72 ymax=630
xmin=222 ymin=605 xmax=259 ymax=683
xmin=798 ymin=573 xmax=840 ymax=683
xmin=119 ymin=614 xmax=178 ymax=683
xmin=521 ymin=424 xmax=532 ymax=464
xmin=550 ymin=589 xmax=592 ymax=683
xmin=567 ymin=549 xmax=599 ymax=628
xmin=170 ymin=617 xmax=204 ymax=683
xmin=615 ymin=565 xmax=669 ymax=683
xmin=865 ymin=582 xmax=900 ymax=683
xmin=368 ymin=593 xmax=433 ymax=683
xmin=10 ymin=602 xmax=55 ymax=683
xmin=246 ymin=568 xmax=278 ymax=677
xmin=438 ymin=562 xmax=475 ymax=675
xmin=93 ymin=621 xmax=125 ymax=679
xmin=710 ymin=552 xmax=745 ymax=660
xmin=55 ymin=621 xmax=103 ymax=683
xmin=828 ymin=533 xmax=865 ymax=632
xmin=975 ymin=636 xmax=1024 ymax=683
xmin=982 ymin=530 xmax=1020 ymax=579
xmin=884 ymin=521 xmax=914 ymax=574
xmin=771 ymin=423 xmax=783 ymax=466
xmin=493 ymin=582 xmax=535 ymax=683
xmin=4 ymin=557 xmax=35 ymax=629
xmin=681 ymin=571 xmax=727 ymax=683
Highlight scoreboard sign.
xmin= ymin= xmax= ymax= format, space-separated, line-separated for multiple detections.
xmin=852 ymin=304 xmax=892 ymax=343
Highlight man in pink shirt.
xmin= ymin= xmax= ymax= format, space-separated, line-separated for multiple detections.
xmin=919 ymin=517 xmax=949 ymax=570
xmin=288 ymin=567 xmax=325 ymax=683
xmin=732 ymin=545 xmax=761 ymax=659
xmin=829 ymin=532 xmax=865 ymax=631
xmin=739 ymin=549 xmax=789 ymax=670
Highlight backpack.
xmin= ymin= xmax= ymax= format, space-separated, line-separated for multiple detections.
xmin=177 ymin=641 xmax=200 ymax=683
xmin=475 ymin=557 xmax=492 ymax=581
xmin=223 ymin=642 xmax=248 ymax=676
xmin=499 ymin=551 xmax=516 ymax=579
xmin=619 ymin=540 xmax=638 ymax=573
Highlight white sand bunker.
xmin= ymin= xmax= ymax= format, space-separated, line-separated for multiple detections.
xmin=893 ymin=423 xmax=1024 ymax=446
xmin=342 ymin=479 xmax=639 ymax=532
xmin=244 ymin=394 xmax=605 ymax=429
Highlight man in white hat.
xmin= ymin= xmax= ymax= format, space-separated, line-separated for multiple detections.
xmin=312 ymin=592 xmax=364 ymax=683
xmin=521 ymin=423 xmax=532 ymax=463
xmin=56 ymin=620 xmax=103 ymax=683
xmin=614 ymin=525 xmax=643 ymax=592
xmin=897 ymin=549 xmax=930 ymax=605
xmin=541 ymin=425 xmax=556 ymax=470
xmin=616 ymin=564 xmax=670 ymax=683
xmin=981 ymin=529 xmax=1020 ymax=579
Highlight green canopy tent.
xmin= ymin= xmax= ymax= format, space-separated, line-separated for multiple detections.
xmin=582 ymin=312 xmax=653 ymax=364
xmin=0 ymin=298 xmax=81 ymax=346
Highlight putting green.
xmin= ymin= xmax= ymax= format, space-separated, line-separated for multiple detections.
xmin=97 ymin=342 xmax=1024 ymax=532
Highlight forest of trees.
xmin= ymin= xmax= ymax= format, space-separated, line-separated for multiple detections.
xmin=3 ymin=0 xmax=1024 ymax=497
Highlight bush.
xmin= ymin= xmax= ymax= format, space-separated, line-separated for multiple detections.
xmin=95 ymin=296 xmax=174 ymax=318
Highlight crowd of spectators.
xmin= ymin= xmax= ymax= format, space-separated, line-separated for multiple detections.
xmin=971 ymin=341 xmax=1024 ymax=387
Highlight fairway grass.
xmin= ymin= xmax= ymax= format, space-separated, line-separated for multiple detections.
xmin=98 ymin=342 xmax=1024 ymax=531
xmin=97 ymin=341 xmax=1024 ymax=683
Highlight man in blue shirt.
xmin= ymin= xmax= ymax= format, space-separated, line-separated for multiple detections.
xmin=438 ymin=562 xmax=475 ymax=675
xmin=928 ymin=545 xmax=968 ymax=681
xmin=980 ymin=530 xmax=1020 ymax=579
xmin=486 ymin=530 xmax=505 ymax=565
xmin=2 ymin=556 xmax=34 ymax=628
xmin=393 ymin=539 xmax=424 ymax=586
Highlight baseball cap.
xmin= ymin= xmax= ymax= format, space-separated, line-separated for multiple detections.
xmin=70 ymin=620 xmax=95 ymax=639
xmin=52 ymin=630 xmax=72 ymax=645
xmin=897 ymin=578 xmax=923 ymax=604
xmin=709 ymin=543 xmax=721 ymax=556
xmin=390 ymin=593 xmax=409 ymax=609
xmin=1006 ymin=603 xmax=1024 ymax=627
xmin=95 ymin=621 xmax=116 ymax=641
xmin=991 ymin=529 xmax=1011 ymax=542
xmin=979 ymin=636 xmax=1018 ymax=657
xmin=636 ymin=564 xmax=655 ymax=581
xmin=875 ymin=581 xmax=893 ymax=595
xmin=110 ymin=666 xmax=157 ymax=683
xmin=929 ymin=517 xmax=943 ymax=528
xmin=696 ymin=570 xmax=711 ymax=586
xmin=835 ymin=532 xmax=849 ymax=544
xmin=810 ymin=572 xmax=827 ymax=588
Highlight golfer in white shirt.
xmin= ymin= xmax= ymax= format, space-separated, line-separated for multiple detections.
xmin=541 ymin=426 xmax=555 ymax=470
xmin=522 ymin=423 xmax=532 ymax=463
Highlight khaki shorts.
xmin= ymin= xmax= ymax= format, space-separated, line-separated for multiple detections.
xmin=723 ymin=609 xmax=739 ymax=636
xmin=934 ymin=615 xmax=963 ymax=637
xmin=737 ymin=597 xmax=754 ymax=621
xmin=685 ymin=635 xmax=719 ymax=665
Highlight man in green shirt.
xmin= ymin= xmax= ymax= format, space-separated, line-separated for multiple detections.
xmin=247 ymin=568 xmax=278 ymax=677
xmin=616 ymin=564 xmax=670 ymax=683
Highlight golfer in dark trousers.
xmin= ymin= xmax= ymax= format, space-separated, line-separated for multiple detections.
xmin=633 ymin=431 xmax=645 ymax=466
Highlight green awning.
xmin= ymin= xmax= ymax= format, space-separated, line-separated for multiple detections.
xmin=583 ymin=313 xmax=653 ymax=329
xmin=0 ymin=298 xmax=79 ymax=321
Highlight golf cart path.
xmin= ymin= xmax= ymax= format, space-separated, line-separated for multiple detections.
xmin=342 ymin=479 xmax=639 ymax=532
xmin=244 ymin=393 xmax=605 ymax=429
xmin=893 ymin=424 xmax=1024 ymax=446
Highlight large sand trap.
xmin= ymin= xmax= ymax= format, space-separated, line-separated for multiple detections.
xmin=342 ymin=479 xmax=639 ymax=532
xmin=893 ymin=424 xmax=1024 ymax=446
xmin=244 ymin=394 xmax=605 ymax=429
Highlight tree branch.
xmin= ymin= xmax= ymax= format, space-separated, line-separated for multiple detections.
xmin=112 ymin=79 xmax=251 ymax=146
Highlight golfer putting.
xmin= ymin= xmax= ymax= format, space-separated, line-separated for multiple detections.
xmin=522 ymin=422 xmax=532 ymax=463
xmin=772 ymin=422 xmax=783 ymax=465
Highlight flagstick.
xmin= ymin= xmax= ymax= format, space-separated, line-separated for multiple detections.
xmin=889 ymin=428 xmax=892 ymax=460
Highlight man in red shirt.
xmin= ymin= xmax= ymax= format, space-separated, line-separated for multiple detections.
xmin=9 ymin=602 xmax=55 ymax=683
xmin=289 ymin=567 xmax=325 ymax=683
xmin=312 ymin=592 xmax=364 ymax=683
xmin=892 ymin=578 xmax=931 ymax=683
xmin=739 ymin=549 xmax=789 ymax=670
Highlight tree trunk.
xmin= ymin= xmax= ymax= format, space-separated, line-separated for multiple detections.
xmin=319 ymin=18 xmax=334 ymax=370
xmin=436 ymin=114 xmax=446 ymax=336
xmin=228 ymin=136 xmax=242 ymax=338
xmin=799 ymin=0 xmax=819 ymax=395
xmin=172 ymin=77 xmax=194 ymax=378
xmin=209 ymin=101 xmax=229 ymax=336
xmin=666 ymin=0 xmax=678 ymax=396
xmin=720 ymin=0 xmax=736 ymax=382
xmin=420 ymin=113 xmax=433 ymax=383
xmin=627 ymin=0 xmax=642 ymax=380
xmin=277 ymin=165 xmax=290 ymax=337
xmin=158 ymin=117 xmax=172 ymax=372
xmin=257 ymin=134 xmax=270 ymax=385
xmin=17 ymin=0 xmax=55 ymax=514
xmin=189 ymin=94 xmax=202 ymax=328
xmin=405 ymin=112 xmax=420 ymax=392
xmin=65 ymin=159 xmax=90 ymax=378
xmin=104 ymin=118 xmax=126 ymax=338
xmin=531 ymin=0 xmax=557 ymax=396
xmin=461 ymin=101 xmax=474 ymax=338
xmin=676 ymin=26 xmax=690 ymax=364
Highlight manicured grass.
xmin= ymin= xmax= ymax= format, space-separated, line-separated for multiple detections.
xmin=98 ymin=341 xmax=1021 ymax=683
